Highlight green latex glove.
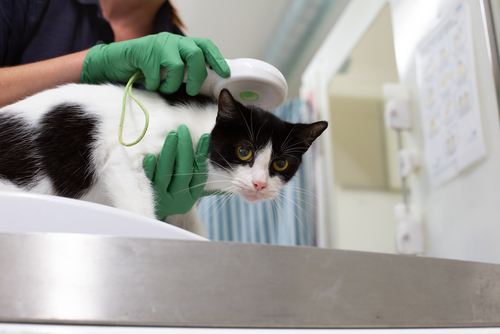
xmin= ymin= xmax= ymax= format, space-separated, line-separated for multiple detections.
xmin=143 ymin=125 xmax=210 ymax=220
xmin=81 ymin=32 xmax=230 ymax=95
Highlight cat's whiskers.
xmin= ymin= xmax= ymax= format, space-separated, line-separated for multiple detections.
xmin=168 ymin=184 xmax=204 ymax=197
xmin=196 ymin=189 xmax=238 ymax=224
xmin=284 ymin=185 xmax=321 ymax=199
xmin=208 ymin=196 xmax=237 ymax=235
xmin=208 ymin=161 xmax=235 ymax=175
xmin=279 ymin=189 xmax=320 ymax=212
xmin=210 ymin=149 xmax=237 ymax=173
xmin=209 ymin=167 xmax=235 ymax=178
xmin=254 ymin=121 xmax=266 ymax=143
xmin=281 ymin=138 xmax=314 ymax=152
xmin=169 ymin=180 xmax=237 ymax=197
xmin=231 ymin=178 xmax=249 ymax=190
xmin=239 ymin=108 xmax=254 ymax=142
xmin=250 ymin=109 xmax=254 ymax=142
xmin=274 ymin=192 xmax=315 ymax=244
xmin=282 ymin=142 xmax=308 ymax=151
xmin=207 ymin=176 xmax=236 ymax=184
xmin=194 ymin=181 xmax=324 ymax=244
xmin=282 ymin=149 xmax=307 ymax=157
xmin=195 ymin=186 xmax=240 ymax=234
xmin=150 ymin=172 xmax=221 ymax=178
xmin=280 ymin=125 xmax=298 ymax=151
xmin=201 ymin=180 xmax=238 ymax=190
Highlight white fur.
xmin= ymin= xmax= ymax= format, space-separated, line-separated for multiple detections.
xmin=0 ymin=83 xmax=286 ymax=235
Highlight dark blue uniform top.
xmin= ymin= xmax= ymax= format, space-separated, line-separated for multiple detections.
xmin=0 ymin=0 xmax=183 ymax=66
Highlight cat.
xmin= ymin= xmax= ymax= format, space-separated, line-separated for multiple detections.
xmin=0 ymin=83 xmax=328 ymax=234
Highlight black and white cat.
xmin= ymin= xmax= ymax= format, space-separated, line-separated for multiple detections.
xmin=0 ymin=83 xmax=327 ymax=232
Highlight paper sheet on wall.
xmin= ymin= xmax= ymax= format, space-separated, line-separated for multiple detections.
xmin=416 ymin=1 xmax=486 ymax=188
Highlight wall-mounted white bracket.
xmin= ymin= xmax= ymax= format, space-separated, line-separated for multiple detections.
xmin=383 ymin=83 xmax=412 ymax=130
xmin=394 ymin=203 xmax=425 ymax=255
xmin=398 ymin=149 xmax=420 ymax=178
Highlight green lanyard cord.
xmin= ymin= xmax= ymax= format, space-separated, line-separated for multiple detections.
xmin=119 ymin=71 xmax=150 ymax=147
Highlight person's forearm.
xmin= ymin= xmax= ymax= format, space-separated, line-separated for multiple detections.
xmin=0 ymin=50 xmax=88 ymax=107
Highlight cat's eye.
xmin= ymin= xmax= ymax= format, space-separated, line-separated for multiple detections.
xmin=237 ymin=146 xmax=253 ymax=161
xmin=273 ymin=159 xmax=289 ymax=172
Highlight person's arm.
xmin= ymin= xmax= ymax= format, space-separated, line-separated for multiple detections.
xmin=80 ymin=32 xmax=230 ymax=96
xmin=0 ymin=50 xmax=88 ymax=107
xmin=1 ymin=32 xmax=230 ymax=108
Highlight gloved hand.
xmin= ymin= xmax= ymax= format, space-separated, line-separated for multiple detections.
xmin=143 ymin=125 xmax=210 ymax=220
xmin=81 ymin=32 xmax=230 ymax=96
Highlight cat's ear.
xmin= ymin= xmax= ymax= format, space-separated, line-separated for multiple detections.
xmin=294 ymin=121 xmax=328 ymax=148
xmin=217 ymin=89 xmax=240 ymax=122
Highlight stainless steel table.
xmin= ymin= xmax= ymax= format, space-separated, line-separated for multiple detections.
xmin=0 ymin=232 xmax=499 ymax=328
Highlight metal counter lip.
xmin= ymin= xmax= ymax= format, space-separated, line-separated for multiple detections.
xmin=0 ymin=232 xmax=499 ymax=328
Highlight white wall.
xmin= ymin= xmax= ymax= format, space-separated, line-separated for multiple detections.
xmin=391 ymin=0 xmax=500 ymax=264
xmin=301 ymin=0 xmax=390 ymax=249
xmin=327 ymin=92 xmax=401 ymax=254
xmin=302 ymin=0 xmax=500 ymax=264
xmin=334 ymin=188 xmax=399 ymax=253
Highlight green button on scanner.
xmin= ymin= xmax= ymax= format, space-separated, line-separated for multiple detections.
xmin=240 ymin=91 xmax=259 ymax=101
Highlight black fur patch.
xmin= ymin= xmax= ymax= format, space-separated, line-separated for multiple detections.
xmin=36 ymin=104 xmax=99 ymax=198
xmin=158 ymin=83 xmax=216 ymax=108
xmin=0 ymin=114 xmax=40 ymax=187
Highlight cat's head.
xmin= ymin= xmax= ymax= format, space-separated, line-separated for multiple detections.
xmin=208 ymin=89 xmax=328 ymax=202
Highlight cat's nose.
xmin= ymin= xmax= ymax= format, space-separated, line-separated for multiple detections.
xmin=253 ymin=180 xmax=267 ymax=191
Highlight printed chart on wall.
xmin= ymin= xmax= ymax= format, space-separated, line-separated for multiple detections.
xmin=416 ymin=1 xmax=486 ymax=188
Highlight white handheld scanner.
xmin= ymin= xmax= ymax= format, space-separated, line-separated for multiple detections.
xmin=161 ymin=58 xmax=288 ymax=111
